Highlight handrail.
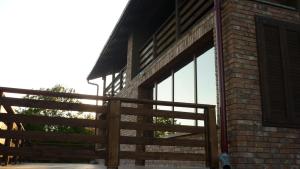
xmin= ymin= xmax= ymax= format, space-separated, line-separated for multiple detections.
xmin=103 ymin=66 xmax=127 ymax=96
xmin=0 ymin=86 xmax=214 ymax=109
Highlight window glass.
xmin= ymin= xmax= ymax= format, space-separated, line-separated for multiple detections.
xmin=157 ymin=76 xmax=172 ymax=111
xmin=174 ymin=61 xmax=195 ymax=125
xmin=197 ymin=48 xmax=217 ymax=126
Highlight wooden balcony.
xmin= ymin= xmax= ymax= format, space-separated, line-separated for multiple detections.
xmin=139 ymin=0 xmax=213 ymax=71
xmin=104 ymin=67 xmax=127 ymax=96
xmin=0 ymin=87 xmax=218 ymax=169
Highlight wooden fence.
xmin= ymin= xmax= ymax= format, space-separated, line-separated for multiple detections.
xmin=0 ymin=87 xmax=218 ymax=169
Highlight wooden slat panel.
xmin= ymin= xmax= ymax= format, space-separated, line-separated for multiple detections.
xmin=0 ymin=113 xmax=106 ymax=128
xmin=0 ymin=97 xmax=106 ymax=113
xmin=0 ymin=146 xmax=105 ymax=159
xmin=156 ymin=14 xmax=175 ymax=40
xmin=120 ymin=122 xmax=205 ymax=133
xmin=120 ymin=151 xmax=205 ymax=161
xmin=180 ymin=0 xmax=212 ymax=34
xmin=156 ymin=20 xmax=175 ymax=42
xmin=179 ymin=0 xmax=197 ymax=18
xmin=0 ymin=130 xmax=106 ymax=144
xmin=140 ymin=40 xmax=154 ymax=57
xmin=156 ymin=26 xmax=176 ymax=47
xmin=121 ymin=107 xmax=205 ymax=120
xmin=157 ymin=36 xmax=176 ymax=55
xmin=140 ymin=49 xmax=154 ymax=65
xmin=120 ymin=136 xmax=205 ymax=147
xmin=180 ymin=0 xmax=205 ymax=25
xmin=140 ymin=55 xmax=155 ymax=70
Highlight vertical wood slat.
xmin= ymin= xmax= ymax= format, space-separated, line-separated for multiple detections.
xmin=207 ymin=107 xmax=218 ymax=169
xmin=106 ymin=100 xmax=121 ymax=169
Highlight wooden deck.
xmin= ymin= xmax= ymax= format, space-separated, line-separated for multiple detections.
xmin=1 ymin=163 xmax=208 ymax=169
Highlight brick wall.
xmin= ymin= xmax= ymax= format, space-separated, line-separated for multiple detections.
xmin=222 ymin=0 xmax=300 ymax=168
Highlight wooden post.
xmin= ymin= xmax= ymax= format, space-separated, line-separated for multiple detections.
xmin=106 ymin=100 xmax=121 ymax=169
xmin=120 ymin=70 xmax=123 ymax=90
xmin=1 ymin=92 xmax=14 ymax=166
xmin=111 ymin=73 xmax=115 ymax=97
xmin=207 ymin=106 xmax=218 ymax=169
xmin=103 ymin=76 xmax=107 ymax=97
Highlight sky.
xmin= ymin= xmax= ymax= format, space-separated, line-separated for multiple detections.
xmin=0 ymin=0 xmax=128 ymax=95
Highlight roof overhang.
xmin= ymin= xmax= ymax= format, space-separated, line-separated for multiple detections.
xmin=87 ymin=0 xmax=174 ymax=80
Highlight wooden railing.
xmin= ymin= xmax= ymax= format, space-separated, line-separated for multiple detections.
xmin=104 ymin=67 xmax=126 ymax=96
xmin=139 ymin=0 xmax=213 ymax=71
xmin=0 ymin=87 xmax=107 ymax=165
xmin=0 ymin=87 xmax=218 ymax=169
xmin=0 ymin=91 xmax=25 ymax=165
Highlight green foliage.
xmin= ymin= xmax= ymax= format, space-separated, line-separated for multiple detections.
xmin=154 ymin=117 xmax=176 ymax=138
xmin=16 ymin=85 xmax=93 ymax=135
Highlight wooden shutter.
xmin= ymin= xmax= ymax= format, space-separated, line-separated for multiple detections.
xmin=256 ymin=16 xmax=300 ymax=127
xmin=285 ymin=25 xmax=300 ymax=125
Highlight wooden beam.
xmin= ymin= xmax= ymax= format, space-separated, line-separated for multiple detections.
xmin=120 ymin=136 xmax=205 ymax=147
xmin=120 ymin=121 xmax=205 ymax=133
xmin=0 ymin=130 xmax=106 ymax=144
xmin=121 ymin=107 xmax=206 ymax=120
xmin=0 ymin=146 xmax=105 ymax=160
xmin=0 ymin=97 xmax=105 ymax=113
xmin=120 ymin=151 xmax=205 ymax=161
xmin=0 ymin=113 xmax=106 ymax=128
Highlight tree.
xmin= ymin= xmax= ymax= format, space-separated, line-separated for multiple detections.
xmin=16 ymin=85 xmax=93 ymax=135
xmin=154 ymin=117 xmax=176 ymax=138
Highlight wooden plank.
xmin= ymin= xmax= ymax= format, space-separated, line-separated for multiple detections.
xmin=156 ymin=14 xmax=175 ymax=40
xmin=180 ymin=0 xmax=213 ymax=34
xmin=156 ymin=26 xmax=176 ymax=47
xmin=140 ymin=54 xmax=154 ymax=70
xmin=140 ymin=40 xmax=154 ymax=57
xmin=107 ymin=100 xmax=121 ymax=168
xmin=140 ymin=48 xmax=154 ymax=65
xmin=0 ymin=97 xmax=105 ymax=113
xmin=0 ymin=87 xmax=215 ymax=109
xmin=121 ymin=107 xmax=205 ymax=120
xmin=157 ymin=36 xmax=176 ymax=55
xmin=179 ymin=0 xmax=197 ymax=18
xmin=120 ymin=122 xmax=205 ymax=133
xmin=180 ymin=0 xmax=205 ymax=25
xmin=0 ymin=86 xmax=107 ymax=101
xmin=0 ymin=130 xmax=106 ymax=144
xmin=207 ymin=107 xmax=218 ymax=169
xmin=120 ymin=151 xmax=205 ymax=161
xmin=0 ymin=146 xmax=105 ymax=160
xmin=120 ymin=136 xmax=205 ymax=147
xmin=0 ymin=113 xmax=106 ymax=128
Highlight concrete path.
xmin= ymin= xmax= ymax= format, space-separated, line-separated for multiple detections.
xmin=1 ymin=163 xmax=207 ymax=169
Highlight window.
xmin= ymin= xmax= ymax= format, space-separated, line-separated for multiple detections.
xmin=256 ymin=16 xmax=300 ymax=128
xmin=152 ymin=47 xmax=217 ymax=127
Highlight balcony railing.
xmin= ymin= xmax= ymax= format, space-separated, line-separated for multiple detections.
xmin=0 ymin=86 xmax=218 ymax=169
xmin=104 ymin=66 xmax=127 ymax=96
xmin=139 ymin=0 xmax=213 ymax=71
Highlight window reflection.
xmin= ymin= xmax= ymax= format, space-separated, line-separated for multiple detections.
xmin=152 ymin=47 xmax=216 ymax=127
